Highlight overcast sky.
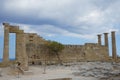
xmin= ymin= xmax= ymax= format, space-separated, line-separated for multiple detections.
xmin=0 ymin=0 xmax=120 ymax=58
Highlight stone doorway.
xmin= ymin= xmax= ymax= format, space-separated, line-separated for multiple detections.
xmin=2 ymin=23 xmax=28 ymax=70
xmin=9 ymin=33 xmax=16 ymax=61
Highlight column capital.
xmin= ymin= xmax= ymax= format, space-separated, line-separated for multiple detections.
xmin=97 ymin=34 xmax=101 ymax=36
xmin=104 ymin=33 xmax=109 ymax=35
xmin=111 ymin=31 xmax=116 ymax=33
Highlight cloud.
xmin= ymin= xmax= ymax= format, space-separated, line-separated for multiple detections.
xmin=16 ymin=23 xmax=97 ymax=40
xmin=19 ymin=24 xmax=38 ymax=33
xmin=0 ymin=0 xmax=120 ymax=39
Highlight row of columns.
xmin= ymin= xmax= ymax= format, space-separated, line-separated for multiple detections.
xmin=97 ymin=31 xmax=117 ymax=62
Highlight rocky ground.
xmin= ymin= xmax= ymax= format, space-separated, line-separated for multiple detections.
xmin=71 ymin=62 xmax=120 ymax=80
xmin=0 ymin=62 xmax=120 ymax=80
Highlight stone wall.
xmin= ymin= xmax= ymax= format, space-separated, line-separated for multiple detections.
xmin=25 ymin=33 xmax=109 ymax=64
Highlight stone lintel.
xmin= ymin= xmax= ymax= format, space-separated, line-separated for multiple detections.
xmin=10 ymin=26 xmax=19 ymax=30
xmin=9 ymin=26 xmax=20 ymax=33
xmin=16 ymin=30 xmax=24 ymax=33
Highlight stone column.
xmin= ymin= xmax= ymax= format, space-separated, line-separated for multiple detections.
xmin=104 ymin=33 xmax=109 ymax=61
xmin=3 ymin=23 xmax=9 ymax=63
xmin=104 ymin=33 xmax=109 ymax=47
xmin=16 ymin=30 xmax=28 ymax=70
xmin=111 ymin=31 xmax=117 ymax=62
xmin=97 ymin=34 xmax=101 ymax=45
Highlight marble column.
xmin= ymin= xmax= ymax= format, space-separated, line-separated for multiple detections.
xmin=111 ymin=31 xmax=117 ymax=62
xmin=3 ymin=23 xmax=9 ymax=62
xmin=97 ymin=34 xmax=102 ymax=45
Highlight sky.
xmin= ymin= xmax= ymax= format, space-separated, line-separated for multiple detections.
xmin=0 ymin=0 xmax=120 ymax=59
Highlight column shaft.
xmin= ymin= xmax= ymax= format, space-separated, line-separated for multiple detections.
xmin=3 ymin=24 xmax=9 ymax=62
xmin=104 ymin=33 xmax=109 ymax=47
xmin=111 ymin=31 xmax=117 ymax=62
xmin=97 ymin=34 xmax=101 ymax=45
xmin=16 ymin=30 xmax=28 ymax=70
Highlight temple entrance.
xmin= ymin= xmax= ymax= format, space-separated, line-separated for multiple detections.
xmin=2 ymin=23 xmax=28 ymax=70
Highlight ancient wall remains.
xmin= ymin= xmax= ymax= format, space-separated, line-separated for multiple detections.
xmin=2 ymin=23 xmax=28 ymax=70
xmin=25 ymin=33 xmax=110 ymax=64
xmin=2 ymin=23 xmax=118 ymax=67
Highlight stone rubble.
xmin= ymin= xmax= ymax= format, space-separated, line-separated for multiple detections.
xmin=72 ymin=62 xmax=120 ymax=80
xmin=0 ymin=62 xmax=120 ymax=80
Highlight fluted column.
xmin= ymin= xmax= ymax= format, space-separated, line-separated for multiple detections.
xmin=97 ymin=34 xmax=102 ymax=45
xmin=3 ymin=23 xmax=9 ymax=63
xmin=111 ymin=31 xmax=117 ymax=62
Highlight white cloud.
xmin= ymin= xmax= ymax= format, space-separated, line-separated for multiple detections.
xmin=19 ymin=24 xmax=38 ymax=33
xmin=75 ymin=10 xmax=105 ymax=25
xmin=1 ymin=0 xmax=120 ymax=39
xmin=16 ymin=23 xmax=96 ymax=40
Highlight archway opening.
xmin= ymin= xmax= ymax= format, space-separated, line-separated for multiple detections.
xmin=9 ymin=33 xmax=16 ymax=61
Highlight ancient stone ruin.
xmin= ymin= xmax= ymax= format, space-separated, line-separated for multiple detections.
xmin=1 ymin=23 xmax=118 ymax=70
xmin=2 ymin=23 xmax=28 ymax=70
